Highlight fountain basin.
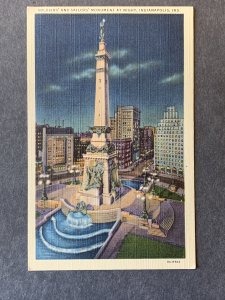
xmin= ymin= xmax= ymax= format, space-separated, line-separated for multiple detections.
xmin=121 ymin=179 xmax=144 ymax=190
xmin=36 ymin=210 xmax=115 ymax=260
xmin=66 ymin=211 xmax=92 ymax=229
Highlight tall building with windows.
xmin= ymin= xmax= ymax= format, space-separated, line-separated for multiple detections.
xmin=140 ymin=126 xmax=155 ymax=157
xmin=109 ymin=117 xmax=117 ymax=140
xmin=39 ymin=124 xmax=74 ymax=174
xmin=113 ymin=138 xmax=132 ymax=170
xmin=36 ymin=124 xmax=74 ymax=161
xmin=45 ymin=134 xmax=74 ymax=173
xmin=74 ymin=134 xmax=91 ymax=168
xmin=114 ymin=106 xmax=140 ymax=161
xmin=154 ymin=106 xmax=184 ymax=177
xmin=36 ymin=124 xmax=45 ymax=160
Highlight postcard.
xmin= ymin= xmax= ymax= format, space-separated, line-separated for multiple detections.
xmin=27 ymin=6 xmax=195 ymax=270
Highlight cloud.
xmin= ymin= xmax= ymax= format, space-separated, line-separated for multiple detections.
xmin=67 ymin=48 xmax=129 ymax=63
xmin=109 ymin=60 xmax=161 ymax=78
xmin=67 ymin=51 xmax=94 ymax=63
xmin=160 ymin=73 xmax=183 ymax=85
xmin=45 ymin=84 xmax=64 ymax=92
xmin=110 ymin=49 xmax=129 ymax=58
xmin=71 ymin=68 xmax=95 ymax=80
xmin=70 ymin=59 xmax=161 ymax=80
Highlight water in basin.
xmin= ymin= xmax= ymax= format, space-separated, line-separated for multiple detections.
xmin=36 ymin=210 xmax=115 ymax=260
xmin=66 ymin=211 xmax=92 ymax=228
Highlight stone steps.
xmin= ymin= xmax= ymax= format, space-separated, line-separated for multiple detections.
xmin=88 ymin=209 xmax=120 ymax=223
xmin=148 ymin=227 xmax=166 ymax=237
xmin=156 ymin=201 xmax=175 ymax=235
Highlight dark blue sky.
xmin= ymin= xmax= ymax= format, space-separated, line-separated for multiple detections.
xmin=35 ymin=14 xmax=183 ymax=132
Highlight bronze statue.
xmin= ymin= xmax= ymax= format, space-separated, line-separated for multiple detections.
xmin=99 ymin=19 xmax=105 ymax=42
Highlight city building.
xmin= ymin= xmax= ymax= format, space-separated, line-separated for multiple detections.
xmin=38 ymin=124 xmax=74 ymax=174
xmin=73 ymin=135 xmax=81 ymax=162
xmin=113 ymin=105 xmax=140 ymax=162
xmin=74 ymin=135 xmax=91 ymax=168
xmin=36 ymin=124 xmax=45 ymax=160
xmin=154 ymin=106 xmax=184 ymax=177
xmin=109 ymin=117 xmax=117 ymax=140
xmin=113 ymin=138 xmax=132 ymax=170
xmin=45 ymin=133 xmax=74 ymax=174
xmin=140 ymin=126 xmax=155 ymax=158
xmin=36 ymin=123 xmax=74 ymax=161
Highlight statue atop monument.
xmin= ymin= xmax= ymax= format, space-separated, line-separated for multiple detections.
xmin=99 ymin=19 xmax=105 ymax=42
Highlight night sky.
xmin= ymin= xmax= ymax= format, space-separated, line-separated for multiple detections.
xmin=35 ymin=14 xmax=183 ymax=132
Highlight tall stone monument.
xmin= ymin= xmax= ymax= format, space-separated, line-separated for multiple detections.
xmin=79 ymin=19 xmax=119 ymax=206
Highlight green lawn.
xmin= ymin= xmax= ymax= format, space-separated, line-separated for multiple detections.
xmin=116 ymin=234 xmax=185 ymax=259
xmin=153 ymin=185 xmax=184 ymax=201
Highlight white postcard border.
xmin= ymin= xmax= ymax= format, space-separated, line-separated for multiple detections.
xmin=28 ymin=6 xmax=195 ymax=270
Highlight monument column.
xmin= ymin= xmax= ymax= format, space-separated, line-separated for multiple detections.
xmin=79 ymin=19 xmax=119 ymax=206
xmin=91 ymin=19 xmax=111 ymax=148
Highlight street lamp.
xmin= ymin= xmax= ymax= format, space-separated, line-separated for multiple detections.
xmin=149 ymin=172 xmax=160 ymax=196
xmin=68 ymin=164 xmax=80 ymax=185
xmin=137 ymin=191 xmax=148 ymax=220
xmin=142 ymin=165 xmax=151 ymax=186
xmin=138 ymin=177 xmax=151 ymax=220
xmin=38 ymin=173 xmax=51 ymax=200
xmin=141 ymin=195 xmax=147 ymax=217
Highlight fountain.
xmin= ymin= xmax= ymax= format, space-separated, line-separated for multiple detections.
xmin=66 ymin=211 xmax=92 ymax=229
xmin=36 ymin=200 xmax=116 ymax=259
xmin=66 ymin=201 xmax=93 ymax=228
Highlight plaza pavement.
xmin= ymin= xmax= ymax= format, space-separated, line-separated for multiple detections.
xmin=36 ymin=183 xmax=66 ymax=199
xmin=40 ymin=183 xmax=138 ymax=210
xmin=35 ymin=184 xmax=138 ymax=223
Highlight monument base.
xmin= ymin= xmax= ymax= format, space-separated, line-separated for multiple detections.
xmin=79 ymin=188 xmax=102 ymax=207
xmin=102 ymin=193 xmax=114 ymax=205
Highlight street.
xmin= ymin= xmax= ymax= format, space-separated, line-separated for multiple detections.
xmin=119 ymin=159 xmax=154 ymax=178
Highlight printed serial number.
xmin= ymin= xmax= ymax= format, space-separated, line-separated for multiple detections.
xmin=167 ymin=260 xmax=181 ymax=263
